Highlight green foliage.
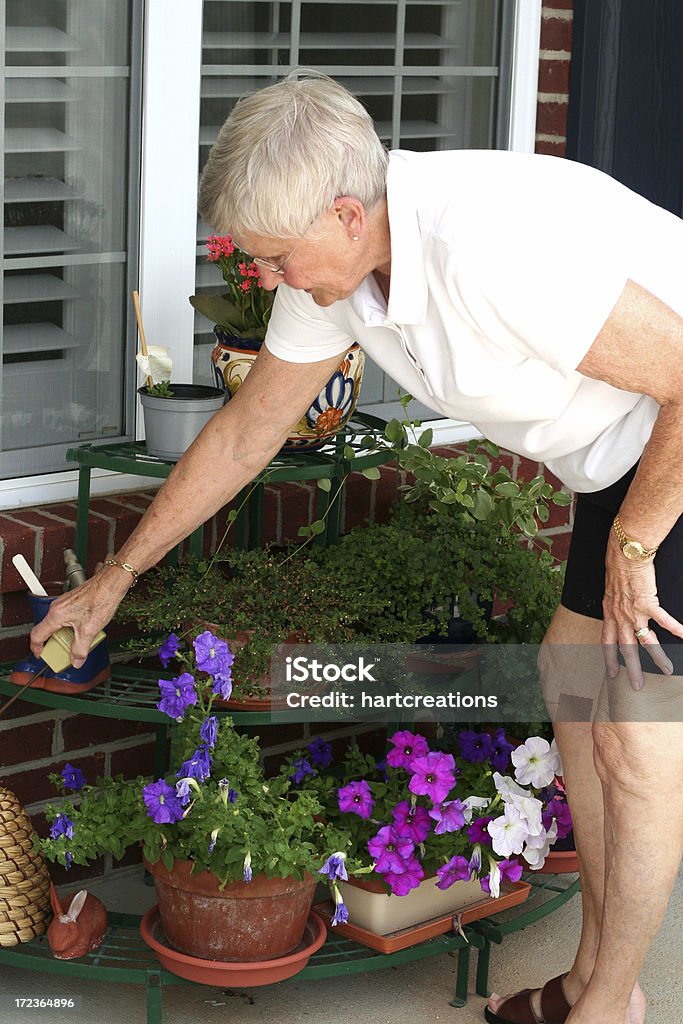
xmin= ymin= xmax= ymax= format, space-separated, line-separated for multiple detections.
xmin=145 ymin=380 xmax=174 ymax=398
xmin=117 ymin=548 xmax=379 ymax=697
xmin=338 ymin=402 xmax=572 ymax=541
xmin=38 ymin=670 xmax=351 ymax=885
xmin=313 ymin=501 xmax=563 ymax=645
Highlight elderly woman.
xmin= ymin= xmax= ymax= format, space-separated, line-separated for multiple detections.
xmin=34 ymin=72 xmax=682 ymax=1024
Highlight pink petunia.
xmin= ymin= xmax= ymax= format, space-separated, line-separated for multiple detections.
xmin=386 ymin=730 xmax=430 ymax=771
xmin=408 ymin=751 xmax=457 ymax=805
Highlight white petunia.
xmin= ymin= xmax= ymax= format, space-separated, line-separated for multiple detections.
xmin=522 ymin=820 xmax=558 ymax=870
xmin=505 ymin=791 xmax=544 ymax=837
xmin=488 ymin=805 xmax=530 ymax=858
xmin=492 ymin=772 xmax=529 ymax=801
xmin=461 ymin=795 xmax=490 ymax=824
xmin=487 ymin=857 xmax=502 ymax=899
xmin=549 ymin=738 xmax=563 ymax=777
xmin=512 ymin=737 xmax=559 ymax=789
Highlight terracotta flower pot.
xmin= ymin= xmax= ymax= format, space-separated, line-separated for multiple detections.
xmin=145 ymin=858 xmax=316 ymax=961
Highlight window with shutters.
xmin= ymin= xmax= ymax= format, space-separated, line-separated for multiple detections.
xmin=1 ymin=0 xmax=142 ymax=481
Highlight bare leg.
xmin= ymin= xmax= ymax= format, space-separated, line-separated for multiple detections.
xmin=566 ymin=670 xmax=683 ymax=1024
xmin=488 ymin=607 xmax=646 ymax=1024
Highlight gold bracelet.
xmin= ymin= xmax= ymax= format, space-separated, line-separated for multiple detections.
xmin=103 ymin=558 xmax=140 ymax=588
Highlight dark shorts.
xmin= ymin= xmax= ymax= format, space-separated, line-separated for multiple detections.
xmin=561 ymin=462 xmax=683 ymax=665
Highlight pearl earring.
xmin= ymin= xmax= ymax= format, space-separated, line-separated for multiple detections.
xmin=352 ymin=235 xmax=359 ymax=241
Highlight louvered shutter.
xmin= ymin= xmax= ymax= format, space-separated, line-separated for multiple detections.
xmin=1 ymin=0 xmax=142 ymax=479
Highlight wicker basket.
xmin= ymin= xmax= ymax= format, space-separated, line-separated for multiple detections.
xmin=0 ymin=786 xmax=52 ymax=946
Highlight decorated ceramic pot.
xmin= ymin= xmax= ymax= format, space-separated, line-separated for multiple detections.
xmin=211 ymin=328 xmax=365 ymax=452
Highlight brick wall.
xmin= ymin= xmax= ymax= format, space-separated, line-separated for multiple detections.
xmin=536 ymin=3 xmax=574 ymax=157
xmin=0 ymin=12 xmax=575 ymax=880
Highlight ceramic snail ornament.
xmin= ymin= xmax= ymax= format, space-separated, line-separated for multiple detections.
xmin=47 ymin=883 xmax=108 ymax=959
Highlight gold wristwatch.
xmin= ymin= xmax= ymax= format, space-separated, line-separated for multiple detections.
xmin=612 ymin=516 xmax=659 ymax=561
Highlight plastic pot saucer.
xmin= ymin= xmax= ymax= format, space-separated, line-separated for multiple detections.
xmin=140 ymin=906 xmax=326 ymax=986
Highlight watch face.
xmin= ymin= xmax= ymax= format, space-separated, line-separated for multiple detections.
xmin=623 ymin=541 xmax=646 ymax=560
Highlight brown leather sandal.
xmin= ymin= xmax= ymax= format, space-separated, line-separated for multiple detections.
xmin=483 ymin=973 xmax=572 ymax=1024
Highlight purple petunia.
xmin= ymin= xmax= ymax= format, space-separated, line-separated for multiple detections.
xmin=338 ymin=779 xmax=374 ymax=819
xmin=158 ymin=633 xmax=181 ymax=668
xmin=481 ymin=857 xmax=522 ymax=893
xmin=318 ymin=852 xmax=348 ymax=882
xmin=459 ymin=730 xmax=493 ymax=764
xmin=392 ymin=801 xmax=431 ymax=843
xmin=212 ymin=673 xmax=233 ymax=702
xmin=408 ymin=751 xmax=457 ymax=805
xmin=436 ymin=855 xmax=471 ymax=890
xmin=542 ymin=797 xmax=573 ymax=840
xmin=61 ymin=763 xmax=86 ymax=791
xmin=489 ymin=728 xmax=515 ymax=773
xmin=175 ymin=778 xmax=193 ymax=807
xmin=331 ymin=896 xmax=349 ymax=927
xmin=49 ymin=813 xmax=75 ymax=841
xmin=428 ymin=799 xmax=467 ymax=835
xmin=157 ymin=673 xmax=197 ymax=720
xmin=193 ymin=631 xmax=234 ymax=678
xmin=467 ymin=816 xmax=494 ymax=845
xmin=382 ymin=856 xmax=424 ymax=895
xmin=386 ymin=730 xmax=430 ymax=771
xmin=143 ymin=779 xmax=184 ymax=824
xmin=64 ymin=851 xmax=73 ymax=871
xmin=200 ymin=716 xmax=218 ymax=749
xmin=176 ymin=744 xmax=212 ymax=783
xmin=219 ymin=778 xmax=237 ymax=804
xmin=307 ymin=736 xmax=333 ymax=769
xmin=367 ymin=825 xmax=414 ymax=874
xmin=290 ymin=757 xmax=317 ymax=784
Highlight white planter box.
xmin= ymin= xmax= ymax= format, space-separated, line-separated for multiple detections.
xmin=339 ymin=875 xmax=487 ymax=936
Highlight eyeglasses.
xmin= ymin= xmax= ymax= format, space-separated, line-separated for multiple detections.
xmin=250 ymin=213 xmax=322 ymax=275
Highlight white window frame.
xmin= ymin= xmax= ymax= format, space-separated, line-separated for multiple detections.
xmin=0 ymin=0 xmax=541 ymax=510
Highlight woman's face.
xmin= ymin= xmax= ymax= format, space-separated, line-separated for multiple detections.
xmin=234 ymin=203 xmax=386 ymax=308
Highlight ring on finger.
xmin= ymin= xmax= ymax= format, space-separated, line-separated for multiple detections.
xmin=634 ymin=626 xmax=650 ymax=640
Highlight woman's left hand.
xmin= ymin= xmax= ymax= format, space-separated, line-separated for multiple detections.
xmin=601 ymin=539 xmax=683 ymax=688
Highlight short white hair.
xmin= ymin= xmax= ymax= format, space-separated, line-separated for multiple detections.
xmin=198 ymin=70 xmax=388 ymax=240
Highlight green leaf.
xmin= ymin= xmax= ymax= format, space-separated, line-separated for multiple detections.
xmin=536 ymin=504 xmax=550 ymax=523
xmin=399 ymin=393 xmax=414 ymax=409
xmin=343 ymin=445 xmax=356 ymax=460
xmin=552 ymin=491 xmax=573 ymax=506
xmin=481 ymin=439 xmax=500 ymax=457
xmin=317 ymin=478 xmax=332 ymax=492
xmin=495 ymin=481 xmax=520 ymax=497
xmin=384 ymin=419 xmax=405 ymax=444
xmin=226 ymin=509 xmax=238 ymax=524
xmin=418 ymin=428 xmax=433 ymax=448
xmin=472 ymin=489 xmax=494 ymax=521
xmin=309 ymin=520 xmax=326 ymax=535
xmin=362 ymin=467 xmax=381 ymax=480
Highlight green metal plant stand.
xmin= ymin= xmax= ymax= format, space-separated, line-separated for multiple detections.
xmin=66 ymin=411 xmax=395 ymax=564
xmin=0 ymin=665 xmax=580 ymax=1021
xmin=0 ymin=910 xmax=484 ymax=1024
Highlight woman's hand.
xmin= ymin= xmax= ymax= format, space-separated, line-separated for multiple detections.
xmin=30 ymin=568 xmax=132 ymax=668
xmin=602 ymin=537 xmax=683 ymax=688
